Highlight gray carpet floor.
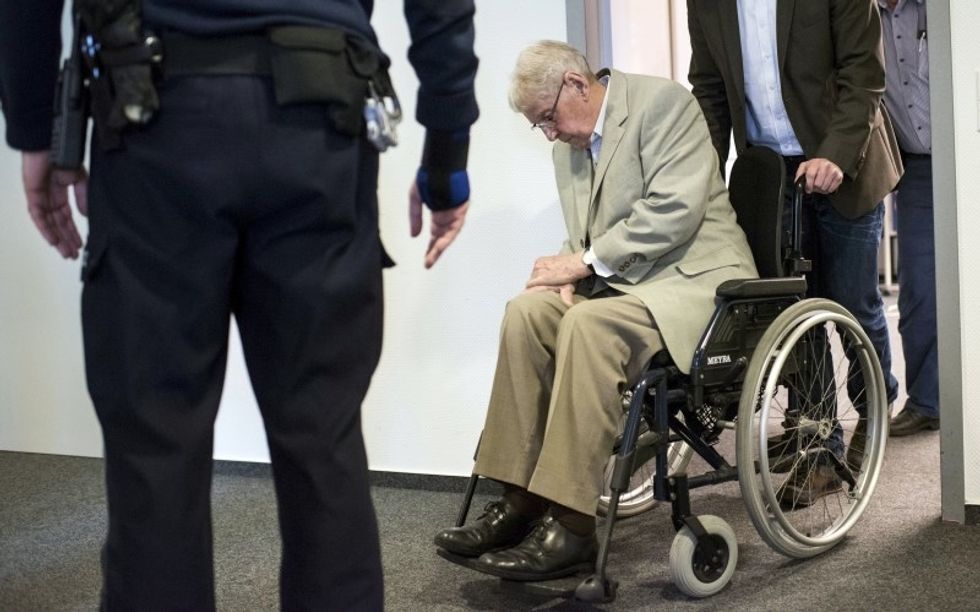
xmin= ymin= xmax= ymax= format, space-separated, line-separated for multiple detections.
xmin=2 ymin=431 xmax=978 ymax=611
xmin=4 ymin=299 xmax=979 ymax=611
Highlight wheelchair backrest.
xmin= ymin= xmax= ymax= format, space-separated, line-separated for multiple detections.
xmin=727 ymin=147 xmax=786 ymax=279
xmin=684 ymin=147 xmax=799 ymax=395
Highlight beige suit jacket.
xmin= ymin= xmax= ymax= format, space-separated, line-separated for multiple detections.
xmin=554 ymin=71 xmax=758 ymax=373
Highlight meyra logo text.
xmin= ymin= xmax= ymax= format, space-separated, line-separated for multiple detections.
xmin=707 ymin=354 xmax=732 ymax=366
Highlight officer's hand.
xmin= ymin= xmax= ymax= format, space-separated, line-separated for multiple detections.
xmin=409 ymin=182 xmax=469 ymax=269
xmin=523 ymin=283 xmax=577 ymax=307
xmin=22 ymin=151 xmax=88 ymax=259
xmin=525 ymin=252 xmax=591 ymax=289
xmin=795 ymin=158 xmax=843 ymax=195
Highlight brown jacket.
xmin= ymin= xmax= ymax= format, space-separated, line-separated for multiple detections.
xmin=687 ymin=0 xmax=903 ymax=218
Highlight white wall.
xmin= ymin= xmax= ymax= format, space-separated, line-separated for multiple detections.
xmin=348 ymin=0 xmax=569 ymax=475
xmin=0 ymin=12 xmax=101 ymax=457
xmin=942 ymin=1 xmax=980 ymax=507
xmin=609 ymin=0 xmax=672 ymax=78
xmin=0 ymin=159 xmax=102 ymax=456
xmin=0 ymin=1 xmax=569 ymax=477
xmin=607 ymin=0 xmax=690 ymax=85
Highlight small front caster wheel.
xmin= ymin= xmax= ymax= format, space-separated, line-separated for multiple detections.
xmin=668 ymin=515 xmax=738 ymax=598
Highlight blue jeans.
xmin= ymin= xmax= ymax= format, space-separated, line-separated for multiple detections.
xmin=782 ymin=159 xmax=900 ymax=455
xmin=895 ymin=155 xmax=938 ymax=418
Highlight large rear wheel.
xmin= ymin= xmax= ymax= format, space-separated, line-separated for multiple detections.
xmin=736 ymin=298 xmax=887 ymax=558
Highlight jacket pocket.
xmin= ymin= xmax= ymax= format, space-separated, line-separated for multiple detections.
xmin=675 ymin=246 xmax=739 ymax=278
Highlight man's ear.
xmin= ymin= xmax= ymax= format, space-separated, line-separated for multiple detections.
xmin=559 ymin=71 xmax=585 ymax=95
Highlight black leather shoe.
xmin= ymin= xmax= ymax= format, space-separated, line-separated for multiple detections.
xmin=889 ymin=408 xmax=939 ymax=437
xmin=433 ymin=498 xmax=537 ymax=558
xmin=472 ymin=515 xmax=597 ymax=581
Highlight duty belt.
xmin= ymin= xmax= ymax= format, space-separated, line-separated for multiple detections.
xmin=131 ymin=27 xmax=399 ymax=145
xmin=161 ymin=32 xmax=273 ymax=77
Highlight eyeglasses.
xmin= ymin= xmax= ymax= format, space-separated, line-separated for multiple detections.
xmin=531 ymin=80 xmax=565 ymax=132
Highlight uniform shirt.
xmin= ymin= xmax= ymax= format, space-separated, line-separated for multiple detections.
xmin=736 ymin=0 xmax=804 ymax=156
xmin=878 ymin=0 xmax=930 ymax=154
xmin=0 ymin=0 xmax=479 ymax=149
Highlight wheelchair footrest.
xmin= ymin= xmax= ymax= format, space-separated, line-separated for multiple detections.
xmin=503 ymin=578 xmax=579 ymax=600
xmin=574 ymin=574 xmax=618 ymax=603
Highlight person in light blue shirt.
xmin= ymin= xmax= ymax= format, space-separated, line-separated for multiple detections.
xmin=688 ymin=0 xmax=904 ymax=509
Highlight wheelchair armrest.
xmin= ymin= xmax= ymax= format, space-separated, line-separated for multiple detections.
xmin=715 ymin=277 xmax=807 ymax=298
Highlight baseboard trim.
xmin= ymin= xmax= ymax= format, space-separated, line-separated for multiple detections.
xmin=966 ymin=505 xmax=980 ymax=525
xmin=212 ymin=459 xmax=484 ymax=494
xmin=0 ymin=454 xmax=478 ymax=494
xmin=368 ymin=471 xmax=475 ymax=493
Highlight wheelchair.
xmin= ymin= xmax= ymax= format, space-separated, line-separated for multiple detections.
xmin=446 ymin=146 xmax=889 ymax=602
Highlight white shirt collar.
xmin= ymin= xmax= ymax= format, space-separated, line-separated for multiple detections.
xmin=590 ymin=75 xmax=611 ymax=160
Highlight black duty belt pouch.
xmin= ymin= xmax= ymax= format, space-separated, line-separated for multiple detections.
xmin=77 ymin=0 xmax=161 ymax=150
xmin=267 ymin=26 xmax=383 ymax=137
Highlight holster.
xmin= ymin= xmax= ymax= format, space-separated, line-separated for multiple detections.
xmin=77 ymin=0 xmax=162 ymax=150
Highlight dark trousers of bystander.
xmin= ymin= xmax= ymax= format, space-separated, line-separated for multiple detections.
xmin=781 ymin=156 xmax=900 ymax=455
xmin=81 ymin=74 xmax=386 ymax=611
xmin=894 ymin=153 xmax=938 ymax=419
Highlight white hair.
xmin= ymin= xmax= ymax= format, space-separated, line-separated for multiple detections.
xmin=508 ymin=40 xmax=596 ymax=114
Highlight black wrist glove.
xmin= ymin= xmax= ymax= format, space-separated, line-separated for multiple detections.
xmin=415 ymin=129 xmax=470 ymax=211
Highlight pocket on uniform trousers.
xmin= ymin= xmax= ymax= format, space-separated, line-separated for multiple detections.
xmin=80 ymin=232 xmax=110 ymax=283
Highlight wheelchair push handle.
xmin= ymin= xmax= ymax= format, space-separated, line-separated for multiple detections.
xmin=794 ymin=175 xmax=807 ymax=196
xmin=792 ymin=176 xmax=805 ymax=253
xmin=784 ymin=175 xmax=812 ymax=276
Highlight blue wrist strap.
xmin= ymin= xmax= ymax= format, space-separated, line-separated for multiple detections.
xmin=416 ymin=168 xmax=469 ymax=211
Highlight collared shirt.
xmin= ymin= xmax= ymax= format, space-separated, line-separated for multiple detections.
xmin=878 ymin=0 xmax=931 ymax=154
xmin=589 ymin=74 xmax=611 ymax=165
xmin=736 ymin=0 xmax=804 ymax=156
xmin=586 ymin=74 xmax=614 ymax=277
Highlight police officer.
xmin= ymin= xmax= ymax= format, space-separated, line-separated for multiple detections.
xmin=0 ymin=0 xmax=478 ymax=609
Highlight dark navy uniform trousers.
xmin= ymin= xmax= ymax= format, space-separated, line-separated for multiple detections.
xmin=82 ymin=73 xmax=385 ymax=611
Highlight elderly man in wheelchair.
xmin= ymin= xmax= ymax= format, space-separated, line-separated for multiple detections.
xmin=434 ymin=41 xmax=888 ymax=601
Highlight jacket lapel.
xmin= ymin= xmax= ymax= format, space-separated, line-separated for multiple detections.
xmin=589 ymin=71 xmax=627 ymax=208
xmin=777 ymin=0 xmax=796 ymax=70
xmin=720 ymin=0 xmax=746 ymax=104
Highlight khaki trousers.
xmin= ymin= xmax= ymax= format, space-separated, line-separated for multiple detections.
xmin=473 ymin=289 xmax=664 ymax=516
